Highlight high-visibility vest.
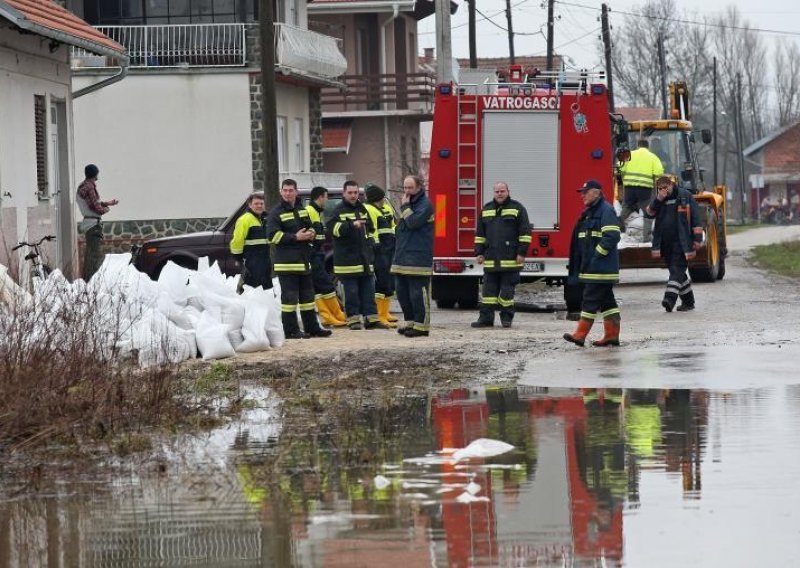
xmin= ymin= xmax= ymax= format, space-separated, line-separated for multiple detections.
xmin=620 ymin=147 xmax=664 ymax=189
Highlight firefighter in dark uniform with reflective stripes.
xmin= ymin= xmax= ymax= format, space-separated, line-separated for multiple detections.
xmin=645 ymin=175 xmax=702 ymax=312
xmin=230 ymin=192 xmax=272 ymax=290
xmin=391 ymin=175 xmax=435 ymax=337
xmin=363 ymin=183 xmax=399 ymax=327
xmin=329 ymin=180 xmax=388 ymax=330
xmin=471 ymin=182 xmax=532 ymax=328
xmin=305 ymin=186 xmax=347 ymax=327
xmin=564 ymin=179 xmax=622 ymax=347
xmin=265 ymin=179 xmax=331 ymax=339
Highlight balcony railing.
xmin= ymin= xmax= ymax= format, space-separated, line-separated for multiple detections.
xmin=274 ymin=23 xmax=346 ymax=80
xmin=72 ymin=23 xmax=246 ymax=68
xmin=320 ymin=73 xmax=436 ymax=114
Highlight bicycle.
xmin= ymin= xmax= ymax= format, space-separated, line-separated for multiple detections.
xmin=12 ymin=235 xmax=55 ymax=291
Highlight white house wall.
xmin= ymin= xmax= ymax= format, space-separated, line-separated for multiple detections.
xmin=72 ymin=72 xmax=253 ymax=221
xmin=275 ymin=81 xmax=311 ymax=175
xmin=0 ymin=31 xmax=74 ymax=272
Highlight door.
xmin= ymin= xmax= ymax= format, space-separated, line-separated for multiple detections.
xmin=50 ymin=100 xmax=74 ymax=277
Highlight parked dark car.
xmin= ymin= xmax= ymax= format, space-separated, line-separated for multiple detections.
xmin=132 ymin=188 xmax=356 ymax=280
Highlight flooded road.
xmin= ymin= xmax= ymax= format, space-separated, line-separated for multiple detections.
xmin=3 ymin=226 xmax=800 ymax=567
xmin=3 ymin=381 xmax=800 ymax=567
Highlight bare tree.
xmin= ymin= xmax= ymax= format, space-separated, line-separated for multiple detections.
xmin=774 ymin=39 xmax=800 ymax=127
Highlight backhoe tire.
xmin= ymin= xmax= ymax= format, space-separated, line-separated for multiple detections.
xmin=716 ymin=217 xmax=726 ymax=281
xmin=689 ymin=208 xmax=720 ymax=283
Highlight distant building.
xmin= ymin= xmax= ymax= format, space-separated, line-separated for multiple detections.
xmin=744 ymin=121 xmax=800 ymax=217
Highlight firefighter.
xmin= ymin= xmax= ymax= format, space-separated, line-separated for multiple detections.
xmin=644 ymin=175 xmax=702 ymax=312
xmin=619 ymin=139 xmax=664 ymax=241
xmin=471 ymin=181 xmax=532 ymax=328
xmin=391 ymin=175 xmax=434 ymax=338
xmin=330 ymin=180 xmax=388 ymax=330
xmin=363 ymin=183 xmax=399 ymax=327
xmin=564 ymin=179 xmax=622 ymax=347
xmin=229 ymin=192 xmax=272 ymax=291
xmin=305 ymin=186 xmax=347 ymax=327
xmin=265 ymin=179 xmax=332 ymax=339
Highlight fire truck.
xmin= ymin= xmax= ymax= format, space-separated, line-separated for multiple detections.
xmin=427 ymin=69 xmax=726 ymax=310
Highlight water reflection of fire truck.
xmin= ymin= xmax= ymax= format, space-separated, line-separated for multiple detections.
xmin=431 ymin=387 xmax=625 ymax=566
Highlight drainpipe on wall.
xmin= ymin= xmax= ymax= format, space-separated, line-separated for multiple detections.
xmin=381 ymin=4 xmax=400 ymax=192
xmin=72 ymin=60 xmax=129 ymax=99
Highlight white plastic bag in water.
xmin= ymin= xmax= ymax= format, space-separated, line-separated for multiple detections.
xmin=195 ymin=310 xmax=235 ymax=360
xmin=452 ymin=438 xmax=515 ymax=463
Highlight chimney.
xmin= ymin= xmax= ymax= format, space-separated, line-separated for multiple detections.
xmin=424 ymin=47 xmax=434 ymax=64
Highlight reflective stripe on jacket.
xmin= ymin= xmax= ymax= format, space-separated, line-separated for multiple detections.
xmin=391 ymin=189 xmax=434 ymax=276
xmin=265 ymin=199 xmax=313 ymax=274
xmin=620 ymin=147 xmax=664 ymax=189
xmin=329 ymin=199 xmax=375 ymax=277
xmin=474 ymin=197 xmax=532 ymax=272
xmin=568 ymin=197 xmax=621 ymax=283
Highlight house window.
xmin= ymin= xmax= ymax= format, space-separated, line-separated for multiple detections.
xmin=277 ymin=116 xmax=288 ymax=172
xmin=84 ymin=0 xmax=252 ymax=25
xmin=34 ymin=95 xmax=48 ymax=200
xmin=293 ymin=118 xmax=304 ymax=172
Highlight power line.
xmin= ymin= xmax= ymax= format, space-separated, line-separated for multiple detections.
xmin=554 ymin=0 xmax=800 ymax=37
xmin=474 ymin=6 xmax=545 ymax=36
xmin=419 ymin=0 xmax=532 ymax=34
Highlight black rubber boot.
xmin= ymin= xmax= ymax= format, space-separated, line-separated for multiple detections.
xmin=661 ymin=292 xmax=678 ymax=313
xmin=471 ymin=307 xmax=495 ymax=328
xmin=301 ymin=310 xmax=332 ymax=337
xmin=282 ymin=312 xmax=309 ymax=339
xmin=677 ymin=290 xmax=695 ymax=312
xmin=499 ymin=311 xmax=514 ymax=328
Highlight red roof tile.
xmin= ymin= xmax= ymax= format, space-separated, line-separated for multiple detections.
xmin=322 ymin=125 xmax=351 ymax=152
xmin=1 ymin=0 xmax=124 ymax=55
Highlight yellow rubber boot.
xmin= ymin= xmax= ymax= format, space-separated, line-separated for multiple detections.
xmin=385 ymin=297 xmax=399 ymax=322
xmin=324 ymin=296 xmax=348 ymax=326
xmin=377 ymin=297 xmax=398 ymax=327
xmin=315 ymin=298 xmax=346 ymax=327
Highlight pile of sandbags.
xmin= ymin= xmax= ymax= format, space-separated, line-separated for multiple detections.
xmin=0 ymin=253 xmax=285 ymax=367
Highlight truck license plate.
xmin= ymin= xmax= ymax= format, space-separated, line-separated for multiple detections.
xmin=524 ymin=261 xmax=545 ymax=272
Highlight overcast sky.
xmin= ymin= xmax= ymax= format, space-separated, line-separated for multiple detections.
xmin=417 ymin=0 xmax=800 ymax=70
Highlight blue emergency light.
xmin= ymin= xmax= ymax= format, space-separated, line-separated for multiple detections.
xmin=439 ymin=85 xmax=452 ymax=95
xmin=438 ymin=148 xmax=451 ymax=158
xmin=591 ymin=84 xmax=606 ymax=95
xmin=591 ymin=149 xmax=604 ymax=159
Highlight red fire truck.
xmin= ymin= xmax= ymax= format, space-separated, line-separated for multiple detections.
xmin=427 ymin=69 xmax=725 ymax=310
xmin=427 ymin=68 xmax=626 ymax=309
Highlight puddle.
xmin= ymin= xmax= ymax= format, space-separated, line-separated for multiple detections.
xmin=2 ymin=384 xmax=800 ymax=566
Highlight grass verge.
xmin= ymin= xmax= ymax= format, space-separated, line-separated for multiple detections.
xmin=750 ymin=240 xmax=800 ymax=277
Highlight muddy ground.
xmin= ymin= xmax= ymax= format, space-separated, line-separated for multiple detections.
xmin=198 ymin=225 xmax=800 ymax=385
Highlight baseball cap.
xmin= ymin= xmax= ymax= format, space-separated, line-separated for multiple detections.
xmin=578 ymin=179 xmax=602 ymax=192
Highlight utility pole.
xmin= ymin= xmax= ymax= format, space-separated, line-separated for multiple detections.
xmin=259 ymin=0 xmax=279 ymax=208
xmin=600 ymin=3 xmax=614 ymax=112
xmin=656 ymin=31 xmax=668 ymax=118
xmin=468 ymin=0 xmax=477 ymax=68
xmin=546 ymin=0 xmax=555 ymax=70
xmin=436 ymin=0 xmax=453 ymax=83
xmin=735 ymin=72 xmax=747 ymax=222
xmin=505 ymin=0 xmax=515 ymax=64
xmin=713 ymin=57 xmax=718 ymax=186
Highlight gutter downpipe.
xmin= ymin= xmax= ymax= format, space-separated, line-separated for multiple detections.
xmin=382 ymin=3 xmax=400 ymax=192
xmin=73 ymin=59 xmax=129 ymax=99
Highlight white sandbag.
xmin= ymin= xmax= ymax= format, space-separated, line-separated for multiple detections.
xmin=237 ymin=287 xmax=271 ymax=352
xmin=0 ymin=264 xmax=31 ymax=306
xmin=156 ymin=261 xmax=194 ymax=306
xmin=264 ymin=287 xmax=285 ymax=348
xmin=156 ymin=291 xmax=200 ymax=331
xmin=452 ymin=438 xmax=515 ymax=463
xmin=191 ymin=259 xmax=236 ymax=298
xmin=195 ymin=310 xmax=235 ymax=360
xmin=228 ymin=328 xmax=245 ymax=351
xmin=201 ymin=292 xmax=245 ymax=331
